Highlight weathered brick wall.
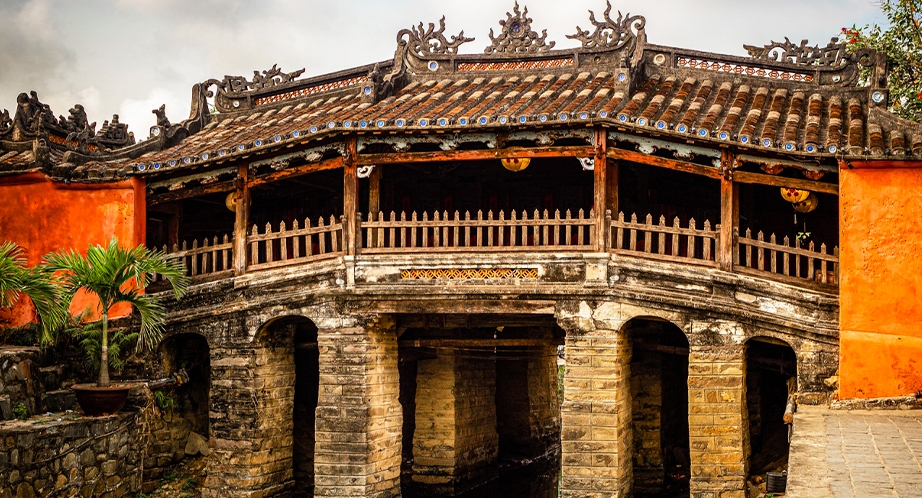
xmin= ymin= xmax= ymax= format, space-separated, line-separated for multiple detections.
xmin=314 ymin=315 xmax=402 ymax=498
xmin=687 ymin=345 xmax=749 ymax=498
xmin=557 ymin=302 xmax=633 ymax=498
xmin=527 ymin=347 xmax=561 ymax=453
xmin=413 ymin=349 xmax=498 ymax=494
xmin=0 ymin=410 xmax=143 ymax=497
xmin=631 ymin=350 xmax=663 ymax=492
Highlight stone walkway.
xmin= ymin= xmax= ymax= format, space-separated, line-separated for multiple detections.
xmin=787 ymin=405 xmax=922 ymax=497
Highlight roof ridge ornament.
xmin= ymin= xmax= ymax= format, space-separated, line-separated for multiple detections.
xmin=219 ymin=64 xmax=306 ymax=94
xmin=398 ymin=16 xmax=474 ymax=57
xmin=484 ymin=2 xmax=555 ymax=55
xmin=743 ymin=37 xmax=848 ymax=67
xmin=567 ymin=1 xmax=645 ymax=51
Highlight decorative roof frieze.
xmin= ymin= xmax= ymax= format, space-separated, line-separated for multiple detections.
xmin=398 ymin=16 xmax=474 ymax=57
xmin=484 ymin=2 xmax=555 ymax=55
xmin=218 ymin=64 xmax=306 ymax=94
xmin=567 ymin=1 xmax=645 ymax=51
xmin=743 ymin=37 xmax=848 ymax=67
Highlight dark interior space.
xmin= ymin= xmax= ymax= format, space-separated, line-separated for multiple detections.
xmin=628 ymin=318 xmax=691 ymax=498
xmin=397 ymin=315 xmax=564 ymax=498
xmin=369 ymin=159 xmax=593 ymax=218
xmin=147 ymin=192 xmax=235 ymax=250
xmin=250 ymin=169 xmax=343 ymax=230
xmin=746 ymin=338 xmax=797 ymax=477
xmin=618 ymin=164 xmax=721 ymax=225
xmin=291 ymin=318 xmax=320 ymax=497
xmin=159 ymin=333 xmax=211 ymax=437
xmin=739 ymin=183 xmax=838 ymax=255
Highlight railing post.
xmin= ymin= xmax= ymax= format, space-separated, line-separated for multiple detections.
xmin=344 ymin=135 xmax=359 ymax=256
xmin=593 ymin=127 xmax=611 ymax=252
xmin=233 ymin=163 xmax=249 ymax=276
xmin=719 ymin=150 xmax=739 ymax=272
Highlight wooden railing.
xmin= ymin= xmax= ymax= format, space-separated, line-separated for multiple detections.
xmin=736 ymin=228 xmax=838 ymax=285
xmin=359 ymin=209 xmax=596 ymax=253
xmin=156 ymin=235 xmax=233 ymax=280
xmin=153 ymin=210 xmax=838 ymax=290
xmin=609 ymin=212 xmax=719 ymax=266
xmin=247 ymin=216 xmax=344 ymax=270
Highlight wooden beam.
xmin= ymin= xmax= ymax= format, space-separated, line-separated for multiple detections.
xmin=607 ymin=147 xmax=723 ymax=179
xmin=248 ymin=156 xmax=344 ymax=188
xmin=233 ymin=164 xmax=249 ymax=275
xmin=368 ymin=164 xmax=382 ymax=216
xmin=733 ymin=170 xmax=838 ymax=195
xmin=719 ymin=150 xmax=739 ymax=272
xmin=593 ymin=128 xmax=608 ymax=252
xmin=356 ymin=145 xmax=595 ymax=165
xmin=398 ymin=339 xmax=563 ymax=348
xmin=344 ymin=136 xmax=358 ymax=256
xmin=148 ymin=180 xmax=235 ymax=205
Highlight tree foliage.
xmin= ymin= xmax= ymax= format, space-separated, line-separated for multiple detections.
xmin=842 ymin=0 xmax=922 ymax=121
xmin=45 ymin=238 xmax=188 ymax=387
xmin=0 ymin=241 xmax=65 ymax=342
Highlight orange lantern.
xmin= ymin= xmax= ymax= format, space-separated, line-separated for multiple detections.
xmin=501 ymin=157 xmax=530 ymax=172
xmin=780 ymin=188 xmax=809 ymax=203
xmin=225 ymin=191 xmax=237 ymax=212
xmin=792 ymin=193 xmax=818 ymax=213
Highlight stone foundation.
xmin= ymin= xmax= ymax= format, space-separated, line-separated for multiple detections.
xmin=687 ymin=345 xmax=749 ymax=498
xmin=412 ymin=348 xmax=499 ymax=494
xmin=0 ymin=410 xmax=143 ymax=497
xmin=314 ymin=315 xmax=402 ymax=498
xmin=631 ymin=349 xmax=664 ymax=492
xmin=558 ymin=311 xmax=633 ymax=498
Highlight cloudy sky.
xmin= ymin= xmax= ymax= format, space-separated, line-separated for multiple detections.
xmin=0 ymin=0 xmax=886 ymax=137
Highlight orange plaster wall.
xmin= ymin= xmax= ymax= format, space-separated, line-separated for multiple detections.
xmin=839 ymin=163 xmax=922 ymax=398
xmin=0 ymin=173 xmax=145 ymax=327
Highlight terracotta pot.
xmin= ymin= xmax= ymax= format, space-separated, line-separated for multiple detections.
xmin=72 ymin=383 xmax=131 ymax=416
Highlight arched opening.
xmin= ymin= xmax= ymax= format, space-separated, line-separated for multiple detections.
xmin=397 ymin=314 xmax=563 ymax=497
xmin=745 ymin=337 xmax=796 ymax=483
xmin=259 ymin=316 xmax=319 ymax=496
xmin=149 ymin=333 xmax=210 ymax=481
xmin=625 ymin=317 xmax=691 ymax=497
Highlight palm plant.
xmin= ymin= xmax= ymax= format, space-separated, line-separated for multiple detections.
xmin=45 ymin=238 xmax=189 ymax=387
xmin=0 ymin=241 xmax=65 ymax=342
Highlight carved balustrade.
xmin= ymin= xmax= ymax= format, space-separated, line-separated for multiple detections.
xmin=736 ymin=228 xmax=839 ymax=285
xmin=247 ymin=216 xmax=344 ymax=271
xmin=609 ymin=211 xmax=719 ymax=267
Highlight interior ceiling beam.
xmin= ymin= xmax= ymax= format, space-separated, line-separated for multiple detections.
xmin=355 ymin=145 xmax=595 ymax=166
xmin=248 ymin=156 xmax=343 ymax=188
xmin=148 ymin=180 xmax=235 ymax=206
xmin=733 ymin=170 xmax=838 ymax=195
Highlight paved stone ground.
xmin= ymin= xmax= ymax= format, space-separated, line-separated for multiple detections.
xmin=787 ymin=405 xmax=922 ymax=498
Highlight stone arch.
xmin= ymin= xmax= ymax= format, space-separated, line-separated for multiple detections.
xmin=255 ymin=314 xmax=319 ymax=496
xmin=620 ymin=316 xmax=691 ymax=496
xmin=744 ymin=336 xmax=797 ymax=481
xmin=145 ymin=333 xmax=210 ymax=481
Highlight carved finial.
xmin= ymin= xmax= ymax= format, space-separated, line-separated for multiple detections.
xmin=484 ymin=2 xmax=555 ymax=55
xmin=152 ymin=104 xmax=171 ymax=127
xmin=743 ymin=37 xmax=848 ymax=67
xmin=398 ymin=16 xmax=474 ymax=57
xmin=566 ymin=1 xmax=645 ymax=50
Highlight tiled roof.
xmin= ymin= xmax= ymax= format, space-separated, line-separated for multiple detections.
xmin=5 ymin=6 xmax=922 ymax=181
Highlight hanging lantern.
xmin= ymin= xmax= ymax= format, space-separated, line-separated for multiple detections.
xmin=501 ymin=157 xmax=530 ymax=172
xmin=780 ymin=187 xmax=809 ymax=203
xmin=792 ymin=193 xmax=818 ymax=213
xmin=225 ymin=191 xmax=237 ymax=212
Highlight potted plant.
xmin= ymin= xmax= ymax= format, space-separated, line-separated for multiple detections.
xmin=0 ymin=241 xmax=65 ymax=342
xmin=45 ymin=238 xmax=188 ymax=416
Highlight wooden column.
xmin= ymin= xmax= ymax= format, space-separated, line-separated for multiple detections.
xmin=719 ymin=150 xmax=739 ymax=272
xmin=593 ymin=127 xmax=609 ymax=252
xmin=368 ymin=164 xmax=382 ymax=217
xmin=344 ymin=136 xmax=359 ymax=256
xmin=233 ymin=163 xmax=249 ymax=275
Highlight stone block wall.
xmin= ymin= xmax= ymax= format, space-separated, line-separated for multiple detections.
xmin=0 ymin=411 xmax=143 ymax=497
xmin=687 ymin=345 xmax=749 ymax=498
xmin=314 ymin=315 xmax=402 ymax=498
xmin=559 ymin=325 xmax=633 ymax=497
xmin=631 ymin=350 xmax=663 ymax=492
xmin=526 ymin=347 xmax=562 ymax=454
xmin=413 ymin=349 xmax=498 ymax=494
